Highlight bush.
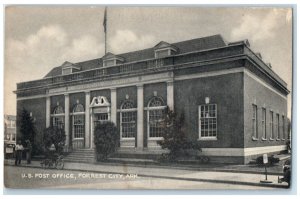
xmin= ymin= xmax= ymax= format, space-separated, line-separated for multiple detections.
xmin=157 ymin=107 xmax=202 ymax=161
xmin=18 ymin=108 xmax=37 ymax=149
xmin=43 ymin=127 xmax=66 ymax=155
xmin=94 ymin=121 xmax=119 ymax=161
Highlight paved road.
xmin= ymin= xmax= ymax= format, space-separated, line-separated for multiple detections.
xmin=4 ymin=165 xmax=282 ymax=190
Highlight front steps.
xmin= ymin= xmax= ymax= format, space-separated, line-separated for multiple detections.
xmin=64 ymin=148 xmax=95 ymax=163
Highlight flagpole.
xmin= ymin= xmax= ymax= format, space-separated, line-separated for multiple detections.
xmin=103 ymin=7 xmax=107 ymax=54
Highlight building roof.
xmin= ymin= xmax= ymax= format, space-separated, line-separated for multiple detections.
xmin=44 ymin=34 xmax=227 ymax=78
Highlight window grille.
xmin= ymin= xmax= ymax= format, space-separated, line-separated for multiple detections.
xmin=199 ymin=104 xmax=217 ymax=139
xmin=262 ymin=108 xmax=266 ymax=139
xmin=270 ymin=111 xmax=274 ymax=139
xmin=148 ymin=97 xmax=166 ymax=138
xmin=276 ymin=113 xmax=280 ymax=139
xmin=72 ymin=104 xmax=85 ymax=139
xmin=252 ymin=105 xmax=258 ymax=139
xmin=120 ymin=101 xmax=136 ymax=138
xmin=52 ymin=105 xmax=64 ymax=129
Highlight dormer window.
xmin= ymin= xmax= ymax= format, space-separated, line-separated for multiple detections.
xmin=102 ymin=52 xmax=125 ymax=67
xmin=61 ymin=61 xmax=80 ymax=75
xmin=154 ymin=41 xmax=178 ymax=58
xmin=103 ymin=59 xmax=115 ymax=67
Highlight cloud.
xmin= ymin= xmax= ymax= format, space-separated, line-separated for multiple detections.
xmin=6 ymin=24 xmax=103 ymax=79
xmin=62 ymin=35 xmax=104 ymax=63
xmin=110 ymin=29 xmax=155 ymax=54
xmin=5 ymin=24 xmax=104 ymax=115
xmin=230 ymin=10 xmax=284 ymax=42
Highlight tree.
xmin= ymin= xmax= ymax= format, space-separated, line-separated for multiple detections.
xmin=157 ymin=107 xmax=202 ymax=161
xmin=94 ymin=121 xmax=119 ymax=161
xmin=43 ymin=127 xmax=66 ymax=154
xmin=19 ymin=108 xmax=36 ymax=145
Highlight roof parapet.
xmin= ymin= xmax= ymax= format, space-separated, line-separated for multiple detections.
xmin=228 ymin=39 xmax=250 ymax=47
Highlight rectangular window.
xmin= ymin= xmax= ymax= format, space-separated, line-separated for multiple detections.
xmin=276 ymin=113 xmax=280 ymax=139
xmin=282 ymin=116 xmax=285 ymax=140
xmin=199 ymin=104 xmax=217 ymax=139
xmin=262 ymin=108 xmax=266 ymax=140
xmin=103 ymin=59 xmax=115 ymax=67
xmin=270 ymin=111 xmax=274 ymax=139
xmin=53 ymin=116 xmax=65 ymax=129
xmin=62 ymin=68 xmax=72 ymax=75
xmin=4 ymin=133 xmax=10 ymax=141
xmin=10 ymin=120 xmax=16 ymax=128
xmin=149 ymin=109 xmax=165 ymax=138
xmin=121 ymin=111 xmax=136 ymax=138
xmin=155 ymin=49 xmax=169 ymax=58
xmin=252 ymin=105 xmax=258 ymax=139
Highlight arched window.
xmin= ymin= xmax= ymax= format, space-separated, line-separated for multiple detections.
xmin=72 ymin=104 xmax=85 ymax=139
xmin=120 ymin=100 xmax=136 ymax=139
xmin=147 ymin=97 xmax=166 ymax=138
xmin=52 ymin=105 xmax=64 ymax=129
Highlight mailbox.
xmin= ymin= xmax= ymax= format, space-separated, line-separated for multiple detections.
xmin=263 ymin=154 xmax=268 ymax=164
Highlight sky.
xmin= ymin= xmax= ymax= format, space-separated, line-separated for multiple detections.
xmin=4 ymin=6 xmax=293 ymax=117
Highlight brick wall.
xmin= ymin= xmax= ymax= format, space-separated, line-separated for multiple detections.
xmin=174 ymin=73 xmax=244 ymax=148
xmin=243 ymin=72 xmax=288 ymax=148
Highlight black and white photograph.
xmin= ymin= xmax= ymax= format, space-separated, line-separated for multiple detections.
xmin=3 ymin=5 xmax=294 ymax=191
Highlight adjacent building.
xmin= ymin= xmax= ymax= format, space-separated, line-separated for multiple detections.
xmin=4 ymin=115 xmax=17 ymax=157
xmin=15 ymin=35 xmax=289 ymax=164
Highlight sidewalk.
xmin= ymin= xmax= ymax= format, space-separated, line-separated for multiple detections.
xmin=4 ymin=159 xmax=289 ymax=189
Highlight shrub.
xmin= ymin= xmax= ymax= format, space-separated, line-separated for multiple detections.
xmin=19 ymin=108 xmax=36 ymax=146
xmin=94 ymin=121 xmax=119 ymax=161
xmin=157 ymin=107 xmax=202 ymax=161
xmin=43 ymin=127 xmax=66 ymax=154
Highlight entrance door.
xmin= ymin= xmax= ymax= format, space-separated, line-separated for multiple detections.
xmin=94 ymin=113 xmax=109 ymax=128
xmin=72 ymin=114 xmax=85 ymax=149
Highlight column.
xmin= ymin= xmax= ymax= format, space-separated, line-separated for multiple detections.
xmin=64 ymin=94 xmax=70 ymax=150
xmin=110 ymin=88 xmax=117 ymax=125
xmin=46 ymin=96 xmax=51 ymax=128
xmin=167 ymin=81 xmax=174 ymax=111
xmin=90 ymin=113 xmax=94 ymax=149
xmin=137 ymin=84 xmax=144 ymax=150
xmin=85 ymin=91 xmax=90 ymax=148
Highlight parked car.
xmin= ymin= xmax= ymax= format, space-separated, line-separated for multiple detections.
xmin=256 ymin=154 xmax=280 ymax=165
xmin=278 ymin=159 xmax=291 ymax=187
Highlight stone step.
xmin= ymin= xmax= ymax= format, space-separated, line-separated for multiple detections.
xmin=67 ymin=153 xmax=95 ymax=156
xmin=64 ymin=158 xmax=95 ymax=163
xmin=73 ymin=149 xmax=94 ymax=152
xmin=64 ymin=157 xmax=94 ymax=160
xmin=65 ymin=156 xmax=95 ymax=159
xmin=64 ymin=148 xmax=96 ymax=163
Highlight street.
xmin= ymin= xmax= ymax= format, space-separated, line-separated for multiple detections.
xmin=4 ymin=165 xmax=285 ymax=189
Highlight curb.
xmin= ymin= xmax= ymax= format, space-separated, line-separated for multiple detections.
xmin=92 ymin=161 xmax=284 ymax=175
xmin=4 ymin=163 xmax=288 ymax=189
xmin=4 ymin=159 xmax=283 ymax=175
